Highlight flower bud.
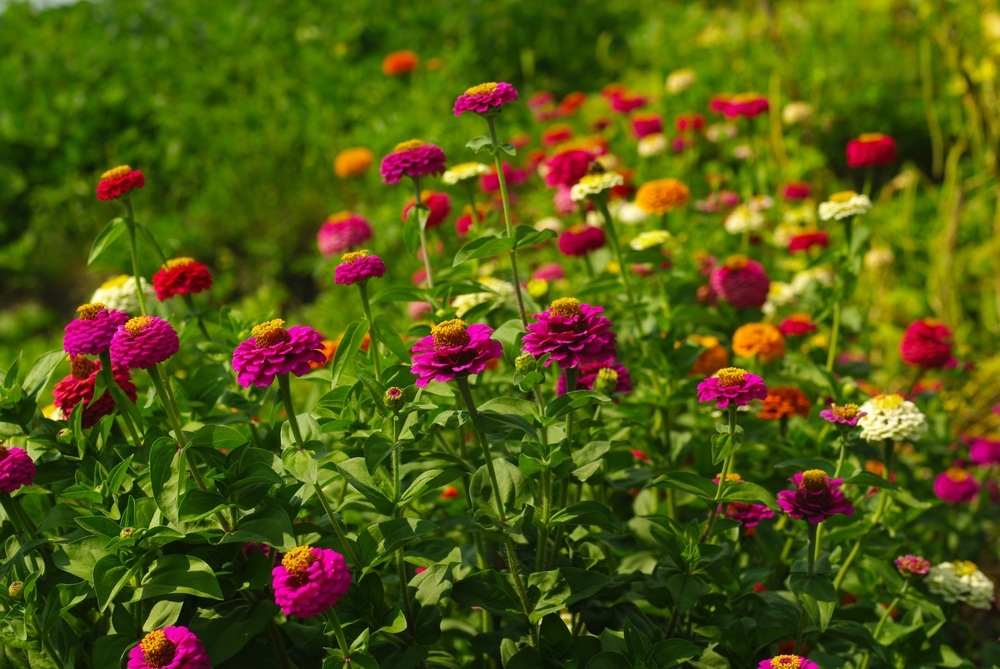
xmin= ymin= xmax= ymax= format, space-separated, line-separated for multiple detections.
xmin=384 ymin=387 xmax=405 ymax=412
xmin=515 ymin=352 xmax=537 ymax=374
xmin=119 ymin=527 xmax=135 ymax=540
xmin=8 ymin=581 xmax=23 ymax=600
xmin=593 ymin=367 xmax=619 ymax=395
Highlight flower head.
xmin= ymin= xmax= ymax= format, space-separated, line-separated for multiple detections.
xmin=927 ymin=561 xmax=995 ymax=609
xmin=152 ymin=258 xmax=213 ymax=301
xmin=782 ymin=182 xmax=813 ymax=200
xmin=711 ymin=256 xmax=770 ymax=309
xmin=688 ymin=335 xmax=729 ymax=377
xmin=675 ymin=112 xmax=705 ymax=132
xmin=895 ymin=555 xmax=931 ymax=577
xmin=779 ymin=313 xmax=817 ymax=337
xmin=334 ymin=147 xmax=374 ymax=178
xmin=442 ymin=162 xmax=491 ymax=185
xmin=402 ymin=191 xmax=452 ymax=229
xmin=558 ymin=224 xmax=606 ymax=257
xmin=317 ymin=212 xmax=374 ymax=257
xmin=380 ymin=140 xmax=447 ymax=184
xmin=732 ymin=323 xmax=785 ymax=362
xmin=758 ymin=387 xmax=811 ymax=420
xmin=52 ymin=356 xmax=137 ymax=428
xmin=635 ymin=178 xmax=690 ymax=215
xmin=232 ymin=320 xmax=326 ymax=387
xmin=846 ymin=133 xmax=897 ymax=168
xmin=637 ymin=133 xmax=668 ymax=157
xmin=570 ymin=170 xmax=624 ymax=202
xmin=410 ymin=319 xmax=502 ymax=387
xmin=127 ymin=626 xmax=211 ymax=669
xmin=723 ymin=205 xmax=766 ymax=234
xmin=110 ymin=316 xmax=180 ymax=370
xmin=453 ymin=82 xmax=519 ymax=116
xmin=788 ymin=231 xmax=829 ymax=253
xmin=522 ymin=298 xmax=617 ymax=370
xmin=382 ymin=50 xmax=418 ymax=76
xmin=819 ymin=403 xmax=866 ymax=427
xmin=556 ymin=360 xmax=632 ymax=398
xmin=857 ymin=394 xmax=927 ymax=442
xmin=757 ymin=655 xmax=820 ymax=669
xmin=64 ymin=303 xmax=131 ymax=357
xmin=696 ymin=367 xmax=768 ymax=408
xmin=968 ymin=436 xmax=1000 ymax=466
xmin=710 ymin=93 xmax=769 ymax=119
xmin=91 ymin=274 xmax=156 ymax=313
xmin=665 ymin=68 xmax=697 ymax=94
xmin=933 ymin=468 xmax=980 ymax=504
xmin=818 ymin=190 xmax=871 ymax=221
xmin=272 ymin=546 xmax=352 ymax=618
xmin=631 ymin=113 xmax=663 ymax=138
xmin=900 ymin=318 xmax=954 ymax=369
xmin=777 ymin=470 xmax=855 ymax=524
xmin=0 ymin=443 xmax=35 ymax=493
xmin=541 ymin=149 xmax=593 ymax=188
xmin=334 ymin=250 xmax=387 ymax=286
xmin=629 ymin=230 xmax=672 ymax=251
xmin=97 ymin=165 xmax=145 ymax=201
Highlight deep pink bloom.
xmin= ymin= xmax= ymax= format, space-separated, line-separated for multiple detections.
xmin=97 ymin=166 xmax=145 ymax=201
xmin=788 ymin=231 xmax=829 ymax=253
xmin=127 ymin=626 xmax=210 ymax=669
xmin=64 ymin=303 xmax=130 ymax=357
xmin=710 ymin=93 xmax=769 ymax=119
xmin=152 ymin=258 xmax=213 ymax=301
xmin=933 ymin=468 xmax=980 ymax=504
xmin=532 ymin=262 xmax=566 ymax=282
xmin=402 ymin=191 xmax=452 ymax=229
xmin=558 ymin=225 xmax=605 ymax=257
xmin=542 ymin=125 xmax=574 ymax=147
xmin=968 ymin=436 xmax=1000 ymax=466
xmin=631 ymin=113 xmax=663 ymax=138
xmin=779 ymin=314 xmax=817 ymax=337
xmin=782 ymin=182 xmax=813 ymax=200
xmin=725 ymin=501 xmax=775 ymax=528
xmin=900 ymin=318 xmax=954 ymax=369
xmin=542 ymin=150 xmax=592 ymax=188
xmin=334 ymin=250 xmax=387 ymax=285
xmin=819 ymin=403 xmax=866 ymax=427
xmin=608 ymin=91 xmax=649 ymax=114
xmin=317 ymin=213 xmax=374 ymax=257
xmin=455 ymin=208 xmax=484 ymax=237
xmin=556 ymin=360 xmax=632 ymax=397
xmin=272 ymin=546 xmax=352 ymax=618
xmin=410 ymin=320 xmax=502 ymax=387
xmin=379 ymin=140 xmax=447 ymax=184
xmin=52 ymin=356 xmax=138 ymax=428
xmin=895 ymin=554 xmax=931 ymax=577
xmin=453 ymin=82 xmax=519 ymax=116
xmin=710 ymin=256 xmax=770 ymax=309
xmin=696 ymin=367 xmax=768 ymax=408
xmin=777 ymin=470 xmax=855 ymax=524
xmin=0 ymin=445 xmax=35 ymax=493
xmin=522 ymin=298 xmax=617 ymax=369
xmin=232 ymin=320 xmax=326 ymax=388
xmin=110 ymin=316 xmax=179 ymax=370
xmin=757 ymin=656 xmax=820 ymax=669
xmin=846 ymin=133 xmax=897 ymax=168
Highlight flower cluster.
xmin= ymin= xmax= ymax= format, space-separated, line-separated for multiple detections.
xmin=64 ymin=303 xmax=130 ymax=357
xmin=926 ymin=561 xmax=995 ymax=609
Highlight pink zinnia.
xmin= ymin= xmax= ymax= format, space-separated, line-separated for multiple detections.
xmin=696 ymin=367 xmax=768 ymax=408
xmin=232 ymin=320 xmax=326 ymax=388
xmin=110 ymin=316 xmax=180 ymax=370
xmin=608 ymin=91 xmax=649 ymax=114
xmin=779 ymin=314 xmax=817 ymax=337
xmin=481 ymin=163 xmax=529 ymax=193
xmin=788 ymin=231 xmax=829 ymax=253
xmin=846 ymin=133 xmax=897 ymax=168
xmin=522 ymin=298 xmax=617 ymax=370
xmin=968 ymin=436 xmax=1000 ymax=466
xmin=725 ymin=500 xmax=775 ymax=528
xmin=127 ymin=626 xmax=210 ymax=669
xmin=453 ymin=82 xmax=519 ymax=116
xmin=558 ymin=224 xmax=605 ymax=257
xmin=900 ymin=318 xmax=954 ymax=369
xmin=532 ymin=262 xmax=566 ymax=282
xmin=933 ymin=468 xmax=980 ymax=504
xmin=334 ymin=250 xmax=386 ymax=286
xmin=782 ymin=182 xmax=813 ymax=200
xmin=542 ymin=150 xmax=592 ymax=188
xmin=553 ymin=185 xmax=579 ymax=216
xmin=152 ymin=258 xmax=213 ymax=301
xmin=317 ymin=212 xmax=374 ymax=257
xmin=710 ymin=256 xmax=770 ymax=309
xmin=410 ymin=319 xmax=502 ymax=387
xmin=710 ymin=93 xmax=769 ymax=119
xmin=64 ymin=303 xmax=130 ymax=357
xmin=97 ymin=165 xmax=145 ymax=201
xmin=0 ymin=444 xmax=35 ymax=493
xmin=402 ymin=191 xmax=452 ymax=229
xmin=895 ymin=554 xmax=931 ymax=577
xmin=379 ymin=139 xmax=447 ymax=184
xmin=757 ymin=656 xmax=820 ymax=669
xmin=777 ymin=470 xmax=855 ymax=524
xmin=819 ymin=403 xmax=866 ymax=427
xmin=556 ymin=360 xmax=632 ymax=397
xmin=631 ymin=113 xmax=663 ymax=138
xmin=52 ymin=356 xmax=138 ymax=428
xmin=272 ymin=546 xmax=352 ymax=618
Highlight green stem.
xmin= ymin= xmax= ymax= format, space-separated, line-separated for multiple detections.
xmin=833 ymin=435 xmax=848 ymax=478
xmin=276 ymin=373 xmax=305 ymax=447
xmin=357 ymin=282 xmax=382 ymax=382
xmin=597 ymin=198 xmax=643 ymax=337
xmin=315 ymin=481 xmax=361 ymax=568
xmin=807 ymin=522 xmax=819 ymax=575
xmin=549 ymin=368 xmax=578 ymax=569
xmin=98 ymin=350 xmax=142 ymax=446
xmin=265 ymin=619 xmax=293 ymax=669
xmin=390 ymin=415 xmax=415 ymax=636
xmin=181 ymin=293 xmax=213 ymax=342
xmin=486 ymin=115 xmax=529 ymax=329
xmin=700 ymin=405 xmax=738 ymax=542
xmin=0 ymin=492 xmax=31 ymax=540
xmin=826 ymin=299 xmax=842 ymax=372
xmin=859 ymin=582 xmax=909 ymax=669
xmin=122 ymin=198 xmax=149 ymax=316
xmin=833 ymin=440 xmax=894 ymax=591
xmin=411 ymin=177 xmax=435 ymax=289
xmin=326 ymin=608 xmax=351 ymax=657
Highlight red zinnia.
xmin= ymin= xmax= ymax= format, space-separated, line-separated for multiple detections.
xmin=900 ymin=318 xmax=954 ymax=369
xmin=846 ymin=133 xmax=897 ymax=168
xmin=558 ymin=224 xmax=605 ymax=257
xmin=152 ymin=258 xmax=213 ymax=301
xmin=402 ymin=191 xmax=452 ymax=229
xmin=788 ymin=231 xmax=828 ymax=253
xmin=97 ymin=165 xmax=145 ymax=201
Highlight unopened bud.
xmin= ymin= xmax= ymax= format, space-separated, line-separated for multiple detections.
xmin=515 ymin=353 xmax=537 ymax=374
xmin=8 ymin=581 xmax=23 ymax=600
xmin=593 ymin=367 xmax=619 ymax=396
xmin=119 ymin=527 xmax=135 ymax=539
xmin=384 ymin=387 xmax=405 ymax=412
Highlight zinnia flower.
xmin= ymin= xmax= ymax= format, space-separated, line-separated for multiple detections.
xmin=97 ymin=165 xmax=145 ymax=201
xmin=558 ymin=224 xmax=605 ymax=257
xmin=818 ymin=191 xmax=871 ymax=221
xmin=540 ymin=150 xmax=592 ymax=188
xmin=334 ymin=250 xmax=387 ymax=286
xmin=231 ymin=320 xmax=326 ymax=388
xmin=631 ymin=113 xmax=663 ymax=138
xmin=788 ymin=231 xmax=829 ymax=253
xmin=781 ymin=182 xmax=812 ymax=200
xmin=402 ymin=191 xmax=452 ymax=229
xmin=380 ymin=139 xmax=447 ymax=184
xmin=442 ymin=162 xmax=490 ymax=185
xmin=410 ymin=319 xmax=502 ymax=387
xmin=629 ymin=230 xmax=672 ymax=251
xmin=570 ymin=171 xmax=624 ymax=202
xmin=665 ymin=68 xmax=696 ymax=94
xmin=453 ymin=82 xmax=518 ymax=116
xmin=334 ymin=147 xmax=375 ymax=178
xmin=732 ymin=323 xmax=785 ymax=363
xmin=819 ymin=403 xmax=866 ymax=427
xmin=152 ymin=258 xmax=213 ymax=301
xmin=895 ymin=555 xmax=931 ymax=577
xmin=777 ymin=469 xmax=855 ymax=523
xmin=696 ymin=367 xmax=768 ymax=408
xmin=926 ymin=561 xmax=995 ymax=610
xmin=779 ymin=313 xmax=817 ymax=337
xmin=758 ymin=387 xmax=811 ymax=420
xmin=857 ymin=394 xmax=927 ymax=442
xmin=272 ymin=546 xmax=352 ymax=618
xmin=933 ymin=468 xmax=980 ymax=504
xmin=522 ymin=298 xmax=617 ymax=370
xmin=710 ymin=256 xmax=770 ymax=309
xmin=637 ymin=133 xmax=668 ymax=157
xmin=846 ymin=133 xmax=897 ymax=168
xmin=481 ymin=163 xmax=529 ymax=193
xmin=709 ymin=93 xmax=769 ymax=119
xmin=688 ymin=335 xmax=729 ymax=377
xmin=757 ymin=655 xmax=820 ymax=669
xmin=127 ymin=626 xmax=210 ymax=669
xmin=0 ymin=443 xmax=35 ymax=493
xmin=723 ymin=205 xmax=766 ymax=234
xmin=900 ymin=318 xmax=954 ymax=369
xmin=556 ymin=360 xmax=632 ymax=398
xmin=675 ymin=113 xmax=705 ymax=132
xmin=64 ymin=303 xmax=130 ymax=357
xmin=52 ymin=356 xmax=138 ymax=428
xmin=382 ymin=50 xmax=419 ymax=76
xmin=110 ymin=316 xmax=180 ymax=370
xmin=635 ymin=178 xmax=690 ymax=215
xmin=542 ymin=124 xmax=574 ymax=147
xmin=91 ymin=275 xmax=156 ymax=314
xmin=968 ymin=436 xmax=1000 ymax=466
xmin=317 ymin=212 xmax=374 ymax=257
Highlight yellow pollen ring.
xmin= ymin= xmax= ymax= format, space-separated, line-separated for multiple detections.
xmin=549 ymin=297 xmax=582 ymax=318
xmin=829 ymin=190 xmax=858 ymax=203
xmin=252 ymin=319 xmax=289 ymax=347
xmin=76 ymin=303 xmax=107 ymax=319
xmin=715 ymin=367 xmax=748 ymax=387
xmin=431 ymin=319 xmax=470 ymax=347
xmin=872 ymin=393 xmax=904 ymax=410
xmin=725 ymin=255 xmax=750 ymax=270
xmin=771 ymin=656 xmax=803 ymax=669
xmin=832 ymin=403 xmax=860 ymax=420
xmin=100 ymin=165 xmax=132 ymax=180
xmin=393 ymin=139 xmax=425 ymax=152
xmin=140 ymin=629 xmax=177 ymax=668
xmin=465 ymin=82 xmax=498 ymax=96
xmin=718 ymin=472 xmax=743 ymax=482
xmin=954 ymin=560 xmax=978 ymax=576
xmin=944 ymin=467 xmax=969 ymax=482
xmin=801 ymin=469 xmax=829 ymax=491
xmin=327 ymin=211 xmax=354 ymax=223
xmin=101 ymin=274 xmax=131 ymax=290
xmin=341 ymin=250 xmax=369 ymax=264
xmin=282 ymin=545 xmax=318 ymax=575
xmin=125 ymin=316 xmax=153 ymax=336
xmin=858 ymin=132 xmax=886 ymax=142
xmin=164 ymin=257 xmax=194 ymax=269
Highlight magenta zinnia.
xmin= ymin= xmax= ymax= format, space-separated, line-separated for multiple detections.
xmin=379 ymin=139 xmax=447 ymax=184
xmin=0 ymin=443 xmax=35 ymax=493
xmin=819 ymin=403 xmax=866 ymax=427
xmin=334 ymin=250 xmax=387 ymax=286
xmin=522 ymin=298 xmax=617 ymax=369
xmin=64 ymin=303 xmax=131 ymax=357
xmin=272 ymin=545 xmax=352 ymax=618
xmin=410 ymin=319 xmax=502 ymax=387
xmin=777 ymin=469 xmax=855 ymax=524
xmin=109 ymin=316 xmax=180 ymax=370
xmin=127 ymin=626 xmax=210 ymax=669
xmin=453 ymin=81 xmax=519 ymax=116
xmin=316 ymin=212 xmax=373 ymax=257
xmin=710 ymin=255 xmax=770 ymax=309
xmin=696 ymin=367 xmax=768 ymax=408
xmin=232 ymin=319 xmax=326 ymax=388
xmin=757 ymin=655 xmax=820 ymax=669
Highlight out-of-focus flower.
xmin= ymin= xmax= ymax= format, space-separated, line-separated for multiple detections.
xmin=97 ymin=165 xmax=145 ymax=201
xmin=635 ymin=178 xmax=690 ymax=215
xmin=53 ymin=356 xmax=137 ymax=428
xmin=402 ymin=191 xmax=452 ymax=229
xmin=532 ymin=262 xmax=565 ymax=282
xmin=758 ymin=386 xmax=811 ymax=420
xmin=709 ymin=93 xmax=769 ymax=119
xmin=631 ymin=112 xmax=663 ymax=138
xmin=779 ymin=313 xmax=817 ymax=337
xmin=614 ymin=201 xmax=650 ymax=225
xmin=857 ymin=394 xmax=927 ymax=442
xmin=570 ymin=171 xmax=624 ymax=202
xmin=818 ymin=190 xmax=871 ymax=221
xmin=334 ymin=250 xmax=387 ymax=286
xmin=127 ymin=626 xmax=210 ymax=669
xmin=442 ymin=162 xmax=490 ymax=185
xmin=606 ymin=89 xmax=649 ymax=114
xmin=864 ymin=246 xmax=895 ymax=271
xmin=778 ymin=469 xmax=854 ymax=523
xmin=334 ymin=147 xmax=375 ymax=178
xmin=481 ymin=163 xmax=529 ymax=193
xmin=232 ymin=320 xmax=326 ymax=388
xmin=688 ymin=335 xmax=729 ymax=376
xmin=675 ymin=112 xmax=706 ymax=132
xmin=968 ymin=436 xmax=1000 ymax=466
xmin=695 ymin=190 xmax=740 ymax=213
xmin=788 ymin=231 xmax=829 ymax=253
xmin=380 ymin=139 xmax=447 ymax=184
xmin=410 ymin=319 xmax=502 ymax=386
xmin=927 ymin=561 xmax=995 ymax=609
xmin=637 ymin=133 xmax=668 ymax=157
xmin=696 ymin=367 xmax=768 ymax=408
xmin=542 ymin=124 xmax=574 ymax=147
xmin=846 ymin=133 xmax=897 ymax=168
xmin=711 ymin=255 xmax=770 ymax=309
xmin=453 ymin=82 xmax=519 ymax=116
xmin=452 ymin=277 xmax=515 ymax=317
xmin=558 ymin=224 xmax=606 ymax=257
xmin=540 ymin=149 xmax=593 ymax=189
xmin=64 ymin=303 xmax=130 ymax=357
xmin=705 ymin=122 xmax=739 ymax=143
xmin=317 ymin=212 xmax=374 ymax=257
xmin=110 ymin=316 xmax=179 ymax=370
xmin=895 ymin=555 xmax=931 ymax=577
xmin=665 ymin=68 xmax=697 ymax=94
xmin=724 ymin=205 xmax=766 ymax=235
xmin=91 ymin=275 xmax=155 ymax=314
xmin=152 ymin=258 xmax=213 ymax=301
xmin=272 ymin=546 xmax=352 ymax=618
xmin=900 ymin=318 xmax=954 ymax=369
xmin=523 ymin=298 xmax=617 ymax=369
xmin=782 ymin=182 xmax=813 ymax=200
xmin=732 ymin=323 xmax=785 ymax=363
xmin=559 ymin=91 xmax=587 ymax=115
xmin=819 ymin=403 xmax=866 ymax=427
xmin=781 ymin=102 xmax=814 ymax=125
xmin=382 ymin=50 xmax=419 ymax=76
xmin=629 ymin=230 xmax=672 ymax=251
xmin=933 ymin=468 xmax=980 ymax=504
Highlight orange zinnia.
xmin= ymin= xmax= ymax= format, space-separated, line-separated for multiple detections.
xmin=334 ymin=147 xmax=374 ymax=178
xmin=382 ymin=50 xmax=419 ymax=76
xmin=732 ymin=323 xmax=785 ymax=363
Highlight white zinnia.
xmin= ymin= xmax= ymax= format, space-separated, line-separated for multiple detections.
xmin=723 ymin=205 xmax=765 ymax=234
xmin=91 ymin=275 xmax=155 ymax=314
xmin=818 ymin=191 xmax=871 ymax=221
xmin=614 ymin=201 xmax=650 ymax=225
xmin=926 ymin=561 xmax=995 ymax=610
xmin=570 ymin=172 xmax=624 ymax=202
xmin=665 ymin=68 xmax=697 ymax=94
xmin=629 ymin=230 xmax=672 ymax=251
xmin=782 ymin=101 xmax=814 ymax=125
xmin=790 ymin=267 xmax=834 ymax=293
xmin=442 ymin=162 xmax=490 ymax=185
xmin=857 ymin=394 xmax=928 ymax=442
xmin=637 ymin=133 xmax=667 ymax=157
xmin=452 ymin=277 xmax=515 ymax=318
xmin=761 ymin=281 xmax=796 ymax=317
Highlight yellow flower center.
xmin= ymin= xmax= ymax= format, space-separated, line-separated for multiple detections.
xmin=431 ymin=319 xmax=470 ymax=348
xmin=725 ymin=255 xmax=750 ymax=270
xmin=76 ymin=303 xmax=107 ymax=320
xmin=770 ymin=657 xmax=803 ymax=669
xmin=872 ymin=393 xmax=904 ymax=410
xmin=718 ymin=472 xmax=743 ymax=482
xmin=954 ymin=560 xmax=978 ymax=577
xmin=71 ymin=356 xmax=98 ymax=379
xmin=341 ymin=250 xmax=369 ymax=264
xmin=140 ymin=629 xmax=177 ymax=668
xmin=124 ymin=316 xmax=153 ymax=336
xmin=165 ymin=257 xmax=194 ymax=269
xmin=945 ymin=467 xmax=970 ymax=482
xmin=832 ymin=403 xmax=860 ymax=420
xmin=100 ymin=165 xmax=132 ymax=180
xmin=282 ymin=545 xmax=317 ymax=576
xmin=730 ymin=92 xmax=763 ymax=103
xmin=715 ymin=367 xmax=747 ymax=387
xmin=465 ymin=82 xmax=498 ymax=96
xmin=252 ymin=319 xmax=290 ymax=347
xmin=922 ymin=317 xmax=942 ymax=327
xmin=829 ymin=190 xmax=858 ymax=203
xmin=327 ymin=211 xmax=354 ymax=223
xmin=101 ymin=274 xmax=131 ymax=290
xmin=549 ymin=297 xmax=582 ymax=318
xmin=596 ymin=367 xmax=618 ymax=384
xmin=801 ymin=469 xmax=829 ymax=491
xmin=858 ymin=132 xmax=886 ymax=142
xmin=393 ymin=139 xmax=424 ymax=152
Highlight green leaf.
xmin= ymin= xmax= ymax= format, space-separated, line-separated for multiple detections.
xmin=544 ymin=390 xmax=610 ymax=420
xmin=219 ymin=504 xmax=296 ymax=551
xmin=549 ymin=501 xmax=623 ymax=531
xmin=774 ymin=458 xmax=835 ymax=474
xmin=149 ymin=438 xmax=182 ymax=525
xmin=478 ymin=397 xmax=537 ymax=419
xmin=104 ymin=455 xmax=135 ymax=499
xmin=356 ymin=518 xmax=439 ymax=570
xmin=529 ymin=568 xmax=612 ymax=622
xmin=88 ymin=217 xmax=126 ymax=265
xmin=331 ymin=320 xmax=369 ymax=388
xmin=281 ymin=447 xmax=319 ymax=485
xmin=190 ymin=599 xmax=279 ymax=664
xmin=649 ymin=639 xmax=701 ymax=668
xmin=469 ymin=458 xmax=532 ymax=522
xmin=466 ymin=135 xmax=492 ymax=152
xmin=512 ymin=224 xmax=556 ymax=249
xmin=451 ymin=569 xmax=523 ymax=619
xmin=844 ymin=471 xmax=901 ymax=492
xmin=572 ymin=440 xmax=611 ymax=482
xmin=336 ymin=458 xmax=395 ymax=515
xmin=21 ymin=350 xmax=64 ymax=400
xmin=720 ymin=481 xmax=779 ymax=509
xmin=710 ymin=431 xmax=743 ymax=464
xmin=652 ymin=471 xmax=718 ymax=499
xmin=93 ymin=555 xmax=131 ymax=610
xmin=472 ymin=410 xmax=538 ymax=440
xmin=399 ymin=468 xmax=463 ymax=506
xmin=585 ymin=652 xmax=630 ymax=669
xmin=75 ymin=515 xmax=121 ymax=538
xmin=453 ymin=233 xmax=513 ymax=267
xmin=138 ymin=555 xmax=224 ymax=600
xmin=372 ymin=314 xmax=411 ymax=362
xmin=144 ymin=600 xmax=184 ymax=632
xmin=179 ymin=489 xmax=229 ymax=522
xmin=498 ymin=143 xmax=517 ymax=156
xmin=189 ymin=424 xmax=247 ymax=451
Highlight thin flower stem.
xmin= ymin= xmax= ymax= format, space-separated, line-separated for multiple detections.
xmin=314 ymin=481 xmax=361 ymax=567
xmin=548 ymin=368 xmax=577 ymax=569
xmin=826 ymin=299 xmax=842 ymax=372
xmin=265 ymin=619 xmax=293 ymax=669
xmin=98 ymin=351 xmax=142 ymax=447
xmin=827 ymin=217 xmax=855 ymax=372
xmin=122 ymin=198 xmax=149 ymax=317
xmin=859 ymin=581 xmax=909 ymax=669
xmin=325 ymin=608 xmax=351 ymax=657
xmin=833 ymin=435 xmax=848 ymax=478
xmin=833 ymin=440 xmax=894 ymax=591
xmin=411 ymin=177 xmax=435 ymax=289
xmin=807 ymin=522 xmax=819 ymax=575
xmin=486 ymin=115 xmax=529 ymax=329
xmin=181 ymin=293 xmax=213 ymax=342
xmin=597 ymin=198 xmax=643 ymax=338
xmin=357 ymin=282 xmax=382 ymax=382
xmin=390 ymin=415 xmax=415 ymax=636
xmin=700 ymin=405 xmax=738 ymax=542
xmin=276 ymin=373 xmax=305 ymax=447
